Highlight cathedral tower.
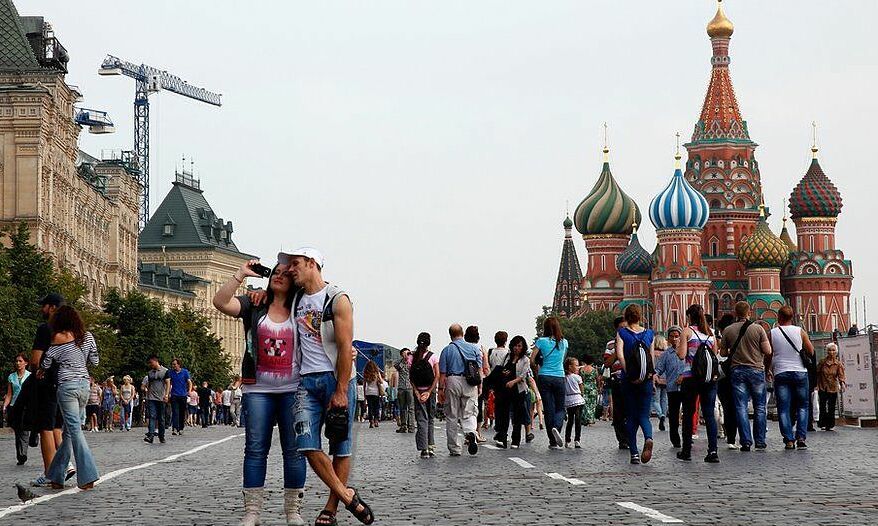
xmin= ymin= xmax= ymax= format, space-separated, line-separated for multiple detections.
xmin=551 ymin=216 xmax=584 ymax=318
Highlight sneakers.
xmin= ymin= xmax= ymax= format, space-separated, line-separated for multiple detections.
xmin=659 ymin=417 xmax=666 ymax=431
xmin=449 ymin=451 xmax=461 ymax=457
xmin=171 ymin=430 xmax=178 ymax=436
xmin=784 ymin=441 xmax=796 ymax=450
xmin=549 ymin=444 xmax=563 ymax=450
xmin=143 ymin=436 xmax=154 ymax=444
xmin=641 ymin=439 xmax=654 ymax=464
xmin=676 ymin=451 xmax=692 ymax=462
xmin=704 ymin=451 xmax=720 ymax=463
xmin=564 ymin=441 xmax=572 ymax=449
xmin=427 ymin=449 xmax=436 ymax=458
xmin=739 ymin=444 xmax=750 ymax=452
xmin=796 ymin=439 xmax=808 ymax=450
xmin=420 ymin=450 xmax=430 ymax=459
xmin=550 ymin=428 xmax=563 ymax=447
xmin=494 ymin=440 xmax=508 ymax=449
xmin=510 ymin=444 xmax=520 ymax=449
xmin=158 ymin=436 xmax=166 ymax=444
xmin=618 ymin=443 xmax=630 ymax=450
xmin=755 ymin=443 xmax=767 ymax=451
xmin=630 ymin=454 xmax=641 ymax=464
xmin=574 ymin=441 xmax=582 ymax=449
xmin=465 ymin=432 xmax=479 ymax=455
xmin=31 ymin=476 xmax=51 ymax=488
xmin=65 ymin=468 xmax=76 ymax=481
xmin=525 ymin=433 xmax=535 ymax=444
xmin=395 ymin=428 xmax=406 ymax=433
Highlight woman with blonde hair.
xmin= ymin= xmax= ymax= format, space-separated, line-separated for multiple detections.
xmin=817 ymin=342 xmax=845 ymax=431
xmin=118 ymin=375 xmax=135 ymax=431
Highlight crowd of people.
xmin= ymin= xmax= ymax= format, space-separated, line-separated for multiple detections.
xmin=381 ymin=300 xmax=846 ymax=467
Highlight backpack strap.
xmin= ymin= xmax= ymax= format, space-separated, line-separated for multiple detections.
xmin=726 ymin=321 xmax=752 ymax=362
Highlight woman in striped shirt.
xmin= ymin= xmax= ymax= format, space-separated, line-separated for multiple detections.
xmin=39 ymin=305 xmax=100 ymax=490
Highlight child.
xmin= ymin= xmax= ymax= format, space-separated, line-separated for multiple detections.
xmin=564 ymin=357 xmax=585 ymax=448
xmin=484 ymin=390 xmax=495 ymax=431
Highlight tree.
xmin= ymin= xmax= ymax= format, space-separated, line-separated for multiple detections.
xmin=535 ymin=310 xmax=617 ymax=362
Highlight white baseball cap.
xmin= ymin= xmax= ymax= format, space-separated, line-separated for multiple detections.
xmin=278 ymin=246 xmax=325 ymax=269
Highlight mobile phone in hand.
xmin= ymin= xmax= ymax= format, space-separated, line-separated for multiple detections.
xmin=249 ymin=262 xmax=272 ymax=278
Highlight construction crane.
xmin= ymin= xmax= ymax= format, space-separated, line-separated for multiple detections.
xmin=74 ymin=108 xmax=115 ymax=134
xmin=99 ymin=55 xmax=222 ymax=229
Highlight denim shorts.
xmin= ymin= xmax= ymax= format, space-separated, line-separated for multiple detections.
xmin=295 ymin=372 xmax=357 ymax=457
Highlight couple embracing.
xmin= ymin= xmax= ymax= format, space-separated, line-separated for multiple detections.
xmin=213 ymin=246 xmax=374 ymax=526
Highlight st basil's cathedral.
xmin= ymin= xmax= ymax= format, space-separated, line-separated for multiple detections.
xmin=550 ymin=1 xmax=853 ymax=337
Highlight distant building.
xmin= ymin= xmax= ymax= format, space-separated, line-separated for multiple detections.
xmin=138 ymin=168 xmax=254 ymax=371
xmin=551 ymin=216 xmax=584 ymax=318
xmin=0 ymin=0 xmax=140 ymax=305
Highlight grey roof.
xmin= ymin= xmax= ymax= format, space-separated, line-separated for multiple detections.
xmin=0 ymin=0 xmax=40 ymax=72
xmin=138 ymin=262 xmax=206 ymax=298
xmin=139 ymin=179 xmax=252 ymax=258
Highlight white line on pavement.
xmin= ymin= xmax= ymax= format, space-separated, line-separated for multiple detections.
xmin=481 ymin=444 xmax=499 ymax=450
xmin=0 ymin=433 xmax=244 ymax=520
xmin=546 ymin=472 xmax=585 ymax=485
xmin=508 ymin=457 xmax=535 ymax=469
xmin=616 ymin=502 xmax=684 ymax=524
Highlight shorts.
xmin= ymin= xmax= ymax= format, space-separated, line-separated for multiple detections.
xmin=295 ymin=372 xmax=356 ymax=457
xmin=86 ymin=405 xmax=99 ymax=420
xmin=33 ymin=378 xmax=63 ymax=431
xmin=188 ymin=405 xmax=198 ymax=415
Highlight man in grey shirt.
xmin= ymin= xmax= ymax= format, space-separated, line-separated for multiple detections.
xmin=142 ymin=355 xmax=170 ymax=444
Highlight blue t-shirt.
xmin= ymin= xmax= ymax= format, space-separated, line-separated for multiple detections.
xmin=535 ymin=337 xmax=567 ymax=378
xmin=618 ymin=327 xmax=655 ymax=381
xmin=439 ymin=340 xmax=483 ymax=376
xmin=167 ymin=368 xmax=191 ymax=397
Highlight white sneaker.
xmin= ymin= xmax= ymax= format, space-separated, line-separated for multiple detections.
xmin=550 ymin=427 xmax=563 ymax=446
xmin=565 ymin=441 xmax=572 ymax=449
xmin=727 ymin=443 xmax=740 ymax=450
xmin=574 ymin=441 xmax=582 ymax=449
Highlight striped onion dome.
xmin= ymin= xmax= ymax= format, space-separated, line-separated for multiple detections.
xmin=739 ymin=208 xmax=789 ymax=268
xmin=788 ymin=149 xmax=842 ymax=220
xmin=617 ymin=226 xmax=653 ymax=275
xmin=574 ymin=149 xmax=642 ymax=236
xmin=649 ymin=156 xmax=710 ymax=230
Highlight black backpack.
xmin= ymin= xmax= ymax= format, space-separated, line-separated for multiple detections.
xmin=624 ymin=329 xmax=655 ymax=384
xmin=453 ymin=343 xmax=483 ymax=387
xmin=409 ymin=351 xmax=435 ymax=389
xmin=690 ymin=329 xmax=718 ymax=384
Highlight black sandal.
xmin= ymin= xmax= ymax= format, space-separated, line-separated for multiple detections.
xmin=344 ymin=487 xmax=375 ymax=525
xmin=315 ymin=509 xmax=338 ymax=526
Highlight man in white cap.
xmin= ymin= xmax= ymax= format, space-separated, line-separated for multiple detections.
xmin=278 ymin=247 xmax=374 ymax=526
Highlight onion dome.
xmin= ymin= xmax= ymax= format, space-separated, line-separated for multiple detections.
xmin=649 ymin=154 xmax=710 ymax=230
xmin=707 ymin=0 xmax=734 ymax=38
xmin=779 ymin=216 xmax=797 ymax=252
xmin=739 ymin=206 xmax=790 ymax=268
xmin=617 ymin=224 xmax=653 ymax=275
xmin=574 ymin=147 xmax=642 ymax=236
xmin=789 ymin=145 xmax=842 ymax=220
xmin=563 ymin=216 xmax=574 ymax=230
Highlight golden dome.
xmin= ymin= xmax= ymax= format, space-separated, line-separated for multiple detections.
xmin=707 ymin=0 xmax=734 ymax=38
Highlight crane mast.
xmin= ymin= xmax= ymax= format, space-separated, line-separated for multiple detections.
xmin=99 ymin=55 xmax=222 ymax=229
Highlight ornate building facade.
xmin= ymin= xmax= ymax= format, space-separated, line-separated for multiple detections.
xmin=559 ymin=1 xmax=853 ymax=337
xmin=0 ymin=1 xmax=140 ymax=306
xmin=551 ymin=216 xmax=584 ymax=318
xmin=138 ymin=169 xmax=254 ymax=371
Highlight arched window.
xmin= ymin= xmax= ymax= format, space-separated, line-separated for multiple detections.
xmin=710 ymin=237 xmax=720 ymax=257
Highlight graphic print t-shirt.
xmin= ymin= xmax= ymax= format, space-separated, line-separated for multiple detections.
xmin=295 ymin=286 xmax=334 ymax=375
xmin=245 ymin=315 xmax=298 ymax=394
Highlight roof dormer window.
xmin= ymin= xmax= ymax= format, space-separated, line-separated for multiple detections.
xmin=163 ymin=223 xmax=175 ymax=237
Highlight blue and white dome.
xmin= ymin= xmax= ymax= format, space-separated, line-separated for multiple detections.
xmin=649 ymin=159 xmax=710 ymax=230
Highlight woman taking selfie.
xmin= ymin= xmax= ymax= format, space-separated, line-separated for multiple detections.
xmin=214 ymin=258 xmax=306 ymax=526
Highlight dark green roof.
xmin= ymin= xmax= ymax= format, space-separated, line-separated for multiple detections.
xmin=139 ymin=179 xmax=252 ymax=258
xmin=138 ymin=262 xmax=205 ymax=297
xmin=0 ymin=0 xmax=41 ymax=72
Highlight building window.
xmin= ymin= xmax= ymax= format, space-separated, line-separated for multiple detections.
xmin=823 ymin=235 xmax=829 ymax=250
xmin=673 ymin=246 xmax=678 ymax=264
xmin=601 ymin=255 xmax=606 ymax=270
xmin=163 ymin=224 xmax=175 ymax=237
xmin=710 ymin=239 xmax=719 ymax=257
xmin=809 ymin=235 xmax=814 ymax=252
xmin=670 ymin=311 xmax=679 ymax=327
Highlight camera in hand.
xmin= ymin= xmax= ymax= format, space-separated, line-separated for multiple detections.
xmin=249 ymin=262 xmax=272 ymax=278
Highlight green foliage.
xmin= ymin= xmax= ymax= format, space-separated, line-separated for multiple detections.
xmin=0 ymin=222 xmax=232 ymax=389
xmin=535 ymin=310 xmax=617 ymax=362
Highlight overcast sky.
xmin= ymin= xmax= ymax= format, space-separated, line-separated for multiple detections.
xmin=28 ymin=0 xmax=877 ymax=349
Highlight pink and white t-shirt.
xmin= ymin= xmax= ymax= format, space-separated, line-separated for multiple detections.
xmin=244 ymin=315 xmax=299 ymax=394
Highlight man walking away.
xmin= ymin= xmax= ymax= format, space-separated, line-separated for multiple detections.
xmin=284 ymin=247 xmax=374 ymax=525
xmin=394 ymin=349 xmax=415 ymax=433
xmin=438 ymin=324 xmax=483 ymax=456
xmin=142 ymin=356 xmax=170 ymax=444
xmin=196 ymin=381 xmax=212 ymax=428
xmin=222 ymin=386 xmax=233 ymax=425
xmin=720 ymin=302 xmax=772 ymax=452
xmin=604 ymin=316 xmax=628 ymax=449
xmin=167 ymin=358 xmax=192 ymax=436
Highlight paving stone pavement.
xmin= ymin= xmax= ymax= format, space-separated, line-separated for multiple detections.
xmin=0 ymin=418 xmax=875 ymax=525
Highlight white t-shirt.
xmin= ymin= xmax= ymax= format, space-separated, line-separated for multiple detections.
xmin=488 ymin=347 xmax=508 ymax=370
xmin=356 ymin=384 xmax=366 ymax=401
xmin=564 ymin=373 xmax=584 ymax=408
xmin=770 ymin=326 xmax=807 ymax=375
xmin=222 ymin=389 xmax=232 ymax=406
xmin=295 ymin=286 xmax=334 ymax=375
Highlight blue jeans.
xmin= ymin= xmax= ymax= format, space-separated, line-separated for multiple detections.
xmin=730 ymin=367 xmax=767 ymax=447
xmin=295 ymin=372 xmax=357 ymax=457
xmin=170 ymin=395 xmax=188 ymax=432
xmin=652 ymin=384 xmax=668 ymax=418
xmin=119 ymin=401 xmax=132 ymax=430
xmin=774 ymin=371 xmax=809 ymax=442
xmin=243 ymin=391 xmax=306 ymax=489
xmin=536 ymin=375 xmax=566 ymax=445
xmin=48 ymin=380 xmax=99 ymax=486
xmin=622 ymin=381 xmax=654 ymax=456
xmin=147 ymin=400 xmax=166 ymax=439
xmin=681 ymin=378 xmax=718 ymax=454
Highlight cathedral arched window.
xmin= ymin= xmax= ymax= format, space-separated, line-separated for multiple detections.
xmin=709 ymin=237 xmax=719 ymax=257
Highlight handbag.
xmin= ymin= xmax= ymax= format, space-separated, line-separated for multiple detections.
xmin=452 ymin=343 xmax=482 ymax=387
xmin=720 ymin=321 xmax=752 ymax=379
xmin=777 ymin=326 xmax=816 ymax=372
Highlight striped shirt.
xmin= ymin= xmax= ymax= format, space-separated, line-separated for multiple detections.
xmin=41 ymin=332 xmax=98 ymax=383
